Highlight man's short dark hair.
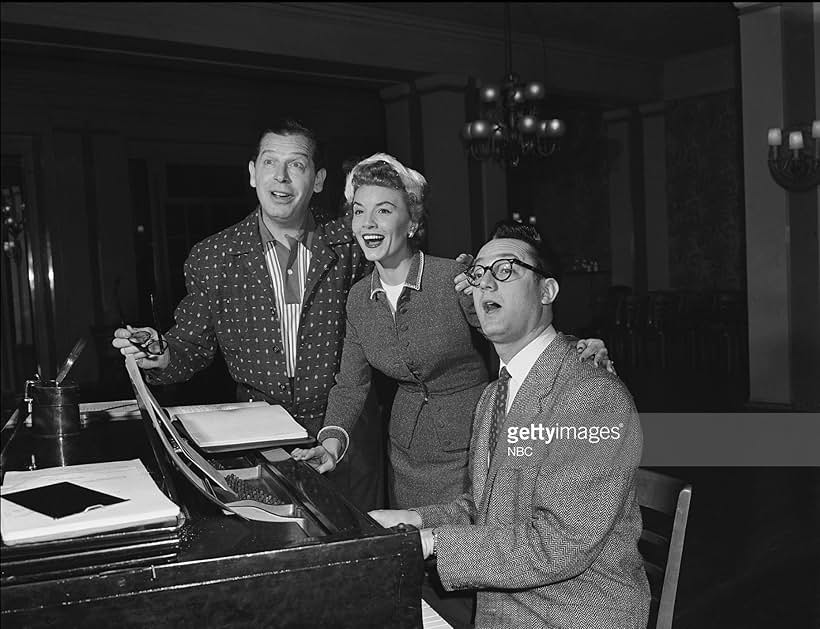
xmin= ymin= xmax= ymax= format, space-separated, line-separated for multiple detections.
xmin=489 ymin=219 xmax=562 ymax=282
xmin=252 ymin=118 xmax=326 ymax=171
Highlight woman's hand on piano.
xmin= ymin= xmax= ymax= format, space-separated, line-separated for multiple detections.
xmin=291 ymin=438 xmax=340 ymax=474
xmin=368 ymin=509 xmax=422 ymax=529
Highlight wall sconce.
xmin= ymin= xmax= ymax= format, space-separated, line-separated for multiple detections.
xmin=767 ymin=121 xmax=820 ymax=192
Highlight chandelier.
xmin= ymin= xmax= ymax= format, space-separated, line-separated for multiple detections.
xmin=767 ymin=121 xmax=820 ymax=192
xmin=461 ymin=3 xmax=565 ymax=167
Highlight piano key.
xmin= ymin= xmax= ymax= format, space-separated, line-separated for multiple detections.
xmin=421 ymin=598 xmax=453 ymax=629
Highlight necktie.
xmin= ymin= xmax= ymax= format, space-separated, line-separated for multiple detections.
xmin=488 ymin=367 xmax=511 ymax=466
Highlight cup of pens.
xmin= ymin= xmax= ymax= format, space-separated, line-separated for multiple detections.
xmin=30 ymin=336 xmax=88 ymax=438
xmin=30 ymin=379 xmax=82 ymax=438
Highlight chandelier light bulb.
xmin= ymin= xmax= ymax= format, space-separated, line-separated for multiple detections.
xmin=470 ymin=120 xmax=492 ymax=139
xmin=525 ymin=82 xmax=545 ymax=100
xmin=518 ymin=115 xmax=538 ymax=134
xmin=480 ymin=85 xmax=501 ymax=103
xmin=511 ymin=88 xmax=526 ymax=104
xmin=546 ymin=118 xmax=566 ymax=137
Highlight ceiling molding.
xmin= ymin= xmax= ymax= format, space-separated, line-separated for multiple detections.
xmin=733 ymin=2 xmax=782 ymax=15
xmin=230 ymin=2 xmax=661 ymax=70
xmin=0 ymin=22 xmax=413 ymax=88
xmin=0 ymin=2 xmax=662 ymax=103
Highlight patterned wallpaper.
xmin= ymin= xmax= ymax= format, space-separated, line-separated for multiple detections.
xmin=666 ymin=89 xmax=746 ymax=291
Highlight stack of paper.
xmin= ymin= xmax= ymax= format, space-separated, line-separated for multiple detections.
xmin=171 ymin=403 xmax=310 ymax=453
xmin=1 ymin=459 xmax=181 ymax=546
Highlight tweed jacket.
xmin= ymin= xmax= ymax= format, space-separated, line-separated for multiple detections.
xmin=145 ymin=209 xmax=367 ymax=436
xmin=321 ymin=252 xmax=488 ymax=504
xmin=415 ymin=332 xmax=650 ymax=629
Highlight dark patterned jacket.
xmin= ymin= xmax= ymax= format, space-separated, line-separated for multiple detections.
xmin=415 ymin=333 xmax=650 ymax=629
xmin=145 ymin=210 xmax=367 ymax=435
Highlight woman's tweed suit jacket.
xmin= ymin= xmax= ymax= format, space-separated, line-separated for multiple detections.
xmin=415 ymin=333 xmax=650 ymax=629
xmin=322 ymin=252 xmax=489 ymax=507
xmin=145 ymin=210 xmax=368 ymax=436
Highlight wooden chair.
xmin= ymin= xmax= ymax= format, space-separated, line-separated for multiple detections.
xmin=636 ymin=468 xmax=693 ymax=629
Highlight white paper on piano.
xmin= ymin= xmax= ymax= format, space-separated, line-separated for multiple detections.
xmin=173 ymin=403 xmax=308 ymax=453
xmin=165 ymin=401 xmax=269 ymax=415
xmin=0 ymin=459 xmax=181 ymax=546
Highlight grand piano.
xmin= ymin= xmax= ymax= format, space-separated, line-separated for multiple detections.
xmin=0 ymin=397 xmax=429 ymax=628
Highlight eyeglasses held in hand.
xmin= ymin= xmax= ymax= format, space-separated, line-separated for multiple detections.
xmin=128 ymin=330 xmax=168 ymax=356
xmin=465 ymin=258 xmax=548 ymax=286
xmin=128 ymin=292 xmax=167 ymax=356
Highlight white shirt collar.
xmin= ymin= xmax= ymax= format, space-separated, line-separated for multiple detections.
xmin=369 ymin=250 xmax=425 ymax=299
xmin=499 ymin=324 xmax=557 ymax=411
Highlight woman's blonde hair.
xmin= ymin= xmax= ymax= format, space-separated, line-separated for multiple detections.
xmin=343 ymin=153 xmax=427 ymax=249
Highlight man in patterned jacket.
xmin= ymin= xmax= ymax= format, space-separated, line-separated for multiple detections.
xmin=371 ymin=221 xmax=650 ymax=628
xmin=112 ymin=119 xmax=381 ymax=510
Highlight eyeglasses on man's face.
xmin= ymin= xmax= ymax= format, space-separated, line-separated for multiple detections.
xmin=128 ymin=330 xmax=168 ymax=356
xmin=465 ymin=258 xmax=548 ymax=286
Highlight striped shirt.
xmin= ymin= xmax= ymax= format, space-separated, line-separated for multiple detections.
xmin=258 ymin=211 xmax=314 ymax=378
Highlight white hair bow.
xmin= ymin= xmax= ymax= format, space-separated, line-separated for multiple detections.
xmin=344 ymin=153 xmax=427 ymax=204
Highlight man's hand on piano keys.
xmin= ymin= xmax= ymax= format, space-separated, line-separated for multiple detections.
xmin=291 ymin=438 xmax=340 ymax=473
xmin=368 ymin=508 xmax=422 ymax=529
xmin=369 ymin=510 xmax=436 ymax=559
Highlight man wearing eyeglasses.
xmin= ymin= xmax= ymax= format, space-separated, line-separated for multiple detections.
xmin=370 ymin=220 xmax=649 ymax=629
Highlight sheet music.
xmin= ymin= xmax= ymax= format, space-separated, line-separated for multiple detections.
xmin=165 ymin=401 xmax=269 ymax=415
xmin=421 ymin=599 xmax=453 ymax=629
xmin=174 ymin=404 xmax=307 ymax=451
xmin=1 ymin=459 xmax=180 ymax=545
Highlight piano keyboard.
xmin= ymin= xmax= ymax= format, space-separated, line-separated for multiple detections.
xmin=421 ymin=598 xmax=453 ymax=629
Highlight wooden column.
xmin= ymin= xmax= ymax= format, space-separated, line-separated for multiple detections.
xmin=738 ymin=2 xmax=820 ymax=409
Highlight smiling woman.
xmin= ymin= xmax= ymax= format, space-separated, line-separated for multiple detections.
xmin=347 ymin=156 xmax=426 ymax=286
xmin=292 ymin=152 xmax=487 ymax=511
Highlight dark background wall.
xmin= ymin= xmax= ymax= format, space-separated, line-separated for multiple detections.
xmin=1 ymin=46 xmax=387 ymax=395
xmin=506 ymin=107 xmax=611 ymax=335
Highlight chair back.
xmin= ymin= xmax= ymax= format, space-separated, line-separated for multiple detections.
xmin=636 ymin=468 xmax=692 ymax=629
